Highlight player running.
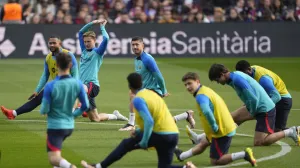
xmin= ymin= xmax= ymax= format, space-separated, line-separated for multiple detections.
xmin=174 ymin=72 xmax=256 ymax=167
xmin=119 ymin=36 xmax=195 ymax=131
xmin=81 ymin=72 xmax=195 ymax=168
xmin=41 ymin=52 xmax=89 ymax=168
xmin=78 ymin=19 xmax=128 ymax=122
xmin=1 ymin=36 xmax=79 ymax=120
xmin=235 ymin=60 xmax=292 ymax=132
xmin=207 ymin=64 xmax=300 ymax=146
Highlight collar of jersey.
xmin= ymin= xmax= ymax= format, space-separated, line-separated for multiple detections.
xmin=226 ymin=72 xmax=234 ymax=84
xmin=56 ymin=75 xmax=72 ymax=80
xmin=193 ymin=85 xmax=202 ymax=97
xmin=51 ymin=48 xmax=63 ymax=57
xmin=135 ymin=52 xmax=145 ymax=60
xmin=86 ymin=48 xmax=94 ymax=52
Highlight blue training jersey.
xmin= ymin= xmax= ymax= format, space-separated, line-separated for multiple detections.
xmin=135 ymin=52 xmax=167 ymax=96
xmin=40 ymin=75 xmax=89 ymax=129
xmin=227 ymin=71 xmax=275 ymax=116
xmin=79 ymin=22 xmax=109 ymax=86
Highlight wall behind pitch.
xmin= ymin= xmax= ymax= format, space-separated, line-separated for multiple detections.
xmin=0 ymin=22 xmax=299 ymax=58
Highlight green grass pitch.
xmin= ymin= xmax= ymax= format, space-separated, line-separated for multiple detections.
xmin=0 ymin=57 xmax=300 ymax=168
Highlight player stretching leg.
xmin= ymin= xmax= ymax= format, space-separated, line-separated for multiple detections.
xmin=41 ymin=52 xmax=89 ymax=168
xmin=119 ymin=37 xmax=195 ymax=131
xmin=81 ymin=73 xmax=196 ymax=168
xmin=1 ymin=36 xmax=79 ymax=120
xmin=208 ymin=64 xmax=300 ymax=146
xmin=78 ymin=19 xmax=128 ymax=122
xmin=235 ymin=60 xmax=292 ymax=132
xmin=174 ymin=72 xmax=256 ymax=167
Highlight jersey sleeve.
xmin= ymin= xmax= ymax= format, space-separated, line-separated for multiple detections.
xmin=132 ymin=97 xmax=154 ymax=148
xmin=259 ymin=75 xmax=281 ymax=104
xmin=232 ymin=75 xmax=258 ymax=114
xmin=73 ymin=81 xmax=89 ymax=117
xmin=196 ymin=94 xmax=218 ymax=133
xmin=143 ymin=57 xmax=167 ymax=94
xmin=40 ymin=83 xmax=53 ymax=115
xmin=78 ymin=22 xmax=93 ymax=51
xmin=94 ymin=26 xmax=109 ymax=56
xmin=69 ymin=52 xmax=79 ymax=80
xmin=35 ymin=60 xmax=50 ymax=93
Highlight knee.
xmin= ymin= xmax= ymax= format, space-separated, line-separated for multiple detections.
xmin=254 ymin=140 xmax=264 ymax=146
xmin=210 ymin=159 xmax=218 ymax=166
xmin=48 ymin=156 xmax=59 ymax=165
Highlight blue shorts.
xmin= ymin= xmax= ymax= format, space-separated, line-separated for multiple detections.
xmin=47 ymin=129 xmax=73 ymax=152
xmin=210 ymin=136 xmax=232 ymax=159
xmin=255 ymin=108 xmax=276 ymax=134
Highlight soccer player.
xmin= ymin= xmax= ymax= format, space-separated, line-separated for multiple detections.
xmin=41 ymin=52 xmax=89 ymax=168
xmin=81 ymin=73 xmax=195 ymax=168
xmin=78 ymin=19 xmax=128 ymax=122
xmin=235 ymin=60 xmax=292 ymax=132
xmin=1 ymin=36 xmax=79 ymax=120
xmin=174 ymin=72 xmax=256 ymax=166
xmin=208 ymin=64 xmax=300 ymax=146
xmin=119 ymin=36 xmax=195 ymax=131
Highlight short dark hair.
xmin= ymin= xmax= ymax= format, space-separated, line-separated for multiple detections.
xmin=49 ymin=35 xmax=61 ymax=41
xmin=208 ymin=64 xmax=229 ymax=81
xmin=182 ymin=72 xmax=200 ymax=82
xmin=56 ymin=52 xmax=72 ymax=71
xmin=235 ymin=60 xmax=251 ymax=72
xmin=131 ymin=36 xmax=143 ymax=43
xmin=127 ymin=72 xmax=143 ymax=90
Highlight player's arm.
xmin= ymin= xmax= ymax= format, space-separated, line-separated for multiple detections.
xmin=259 ymin=75 xmax=281 ymax=104
xmin=40 ymin=83 xmax=52 ymax=115
xmin=94 ymin=24 xmax=109 ymax=56
xmin=69 ymin=52 xmax=79 ymax=80
xmin=78 ymin=22 xmax=93 ymax=51
xmin=196 ymin=94 xmax=218 ymax=133
xmin=132 ymin=97 xmax=154 ymax=149
xmin=144 ymin=57 xmax=167 ymax=95
xmin=73 ymin=82 xmax=89 ymax=117
xmin=35 ymin=60 xmax=50 ymax=93
xmin=232 ymin=76 xmax=258 ymax=114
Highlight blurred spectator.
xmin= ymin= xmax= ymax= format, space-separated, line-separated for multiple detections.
xmin=158 ymin=10 xmax=177 ymax=23
xmin=257 ymin=0 xmax=275 ymax=21
xmin=295 ymin=0 xmax=300 ymax=20
xmin=272 ymin=0 xmax=284 ymax=21
xmin=245 ymin=0 xmax=257 ymax=22
xmin=195 ymin=12 xmax=210 ymax=23
xmin=74 ymin=10 xmax=86 ymax=24
xmin=284 ymin=7 xmax=296 ymax=21
xmin=54 ymin=9 xmax=65 ymax=24
xmin=109 ymin=0 xmax=125 ymax=20
xmin=45 ymin=12 xmax=54 ymax=24
xmin=212 ymin=7 xmax=225 ymax=22
xmin=84 ymin=14 xmax=92 ymax=24
xmin=115 ymin=10 xmax=134 ymax=24
xmin=1 ymin=0 xmax=24 ymax=24
xmin=36 ymin=0 xmax=56 ymax=16
xmin=31 ymin=14 xmax=40 ymax=24
xmin=63 ymin=13 xmax=73 ymax=24
xmin=227 ymin=7 xmax=243 ymax=22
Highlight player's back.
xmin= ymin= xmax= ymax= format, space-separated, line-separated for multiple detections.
xmin=134 ymin=89 xmax=178 ymax=133
xmin=135 ymin=52 xmax=162 ymax=95
xmin=79 ymin=49 xmax=103 ymax=86
xmin=45 ymin=75 xmax=82 ymax=129
xmin=251 ymin=65 xmax=289 ymax=96
xmin=196 ymin=86 xmax=236 ymax=139
xmin=231 ymin=71 xmax=275 ymax=115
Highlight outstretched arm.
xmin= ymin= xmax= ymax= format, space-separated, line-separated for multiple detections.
xmin=95 ymin=20 xmax=109 ymax=56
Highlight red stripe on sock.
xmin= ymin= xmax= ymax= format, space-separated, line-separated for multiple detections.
xmin=214 ymin=139 xmax=223 ymax=158
xmin=265 ymin=113 xmax=274 ymax=134
xmin=87 ymin=82 xmax=93 ymax=96
xmin=47 ymin=136 xmax=60 ymax=152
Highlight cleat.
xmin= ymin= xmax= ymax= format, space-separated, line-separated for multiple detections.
xmin=113 ymin=110 xmax=129 ymax=121
xmin=174 ymin=147 xmax=183 ymax=162
xmin=82 ymin=111 xmax=88 ymax=117
xmin=186 ymin=125 xmax=196 ymax=144
xmin=1 ymin=106 xmax=15 ymax=120
xmin=186 ymin=110 xmax=196 ymax=129
xmin=119 ymin=123 xmax=134 ymax=131
xmin=290 ymin=126 xmax=300 ymax=145
xmin=244 ymin=147 xmax=257 ymax=167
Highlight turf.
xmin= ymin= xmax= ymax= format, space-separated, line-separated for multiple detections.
xmin=0 ymin=57 xmax=299 ymax=168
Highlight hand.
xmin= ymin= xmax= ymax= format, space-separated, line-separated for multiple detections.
xmin=130 ymin=128 xmax=136 ymax=138
xmin=91 ymin=20 xmax=102 ymax=24
xmin=185 ymin=161 xmax=197 ymax=168
xmin=138 ymin=141 xmax=148 ymax=149
xmin=163 ymin=93 xmax=170 ymax=97
xmin=28 ymin=92 xmax=38 ymax=100
xmin=99 ymin=19 xmax=107 ymax=26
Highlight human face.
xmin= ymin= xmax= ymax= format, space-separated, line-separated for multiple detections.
xmin=214 ymin=73 xmax=227 ymax=85
xmin=183 ymin=79 xmax=200 ymax=94
xmin=48 ymin=38 xmax=61 ymax=53
xmin=131 ymin=40 xmax=144 ymax=55
xmin=83 ymin=36 xmax=96 ymax=49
